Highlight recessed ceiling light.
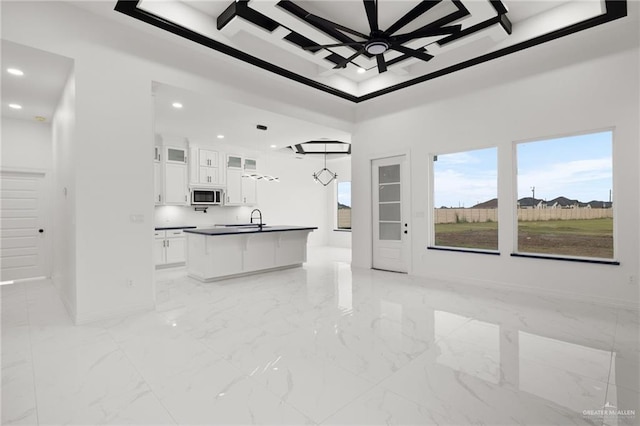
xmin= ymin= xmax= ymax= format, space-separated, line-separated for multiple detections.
xmin=172 ymin=102 xmax=183 ymax=109
xmin=357 ymin=68 xmax=366 ymax=74
xmin=270 ymin=144 xmax=277 ymax=148
xmin=8 ymin=104 xmax=22 ymax=110
xmin=217 ymin=134 xmax=224 ymax=139
xmin=7 ymin=68 xmax=24 ymax=76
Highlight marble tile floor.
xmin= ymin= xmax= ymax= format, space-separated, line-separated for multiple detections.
xmin=2 ymin=247 xmax=639 ymax=425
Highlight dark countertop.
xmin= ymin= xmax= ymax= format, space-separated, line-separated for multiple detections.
xmin=184 ymin=225 xmax=317 ymax=236
xmin=155 ymin=226 xmax=197 ymax=231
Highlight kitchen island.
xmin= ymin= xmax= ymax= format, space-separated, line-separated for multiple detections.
xmin=184 ymin=226 xmax=317 ymax=282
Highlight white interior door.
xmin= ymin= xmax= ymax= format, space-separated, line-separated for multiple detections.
xmin=0 ymin=171 xmax=49 ymax=281
xmin=372 ymin=155 xmax=409 ymax=273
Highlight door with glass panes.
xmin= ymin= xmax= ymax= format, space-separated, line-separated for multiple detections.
xmin=371 ymin=155 xmax=409 ymax=273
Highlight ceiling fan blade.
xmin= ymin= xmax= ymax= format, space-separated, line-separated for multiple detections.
xmin=386 ymin=0 xmax=440 ymax=35
xmin=390 ymin=45 xmax=434 ymax=62
xmin=302 ymin=42 xmax=365 ymax=50
xmin=376 ymin=54 xmax=387 ymax=73
xmin=333 ymin=47 xmax=366 ymax=69
xmin=363 ymin=0 xmax=379 ymax=32
xmin=391 ymin=24 xmax=462 ymax=43
xmin=305 ymin=13 xmax=369 ymax=39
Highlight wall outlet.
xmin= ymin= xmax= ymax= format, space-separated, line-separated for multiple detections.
xmin=629 ymin=275 xmax=635 ymax=284
xmin=126 ymin=279 xmax=134 ymax=287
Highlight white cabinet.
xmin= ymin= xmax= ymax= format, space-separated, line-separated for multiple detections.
xmin=200 ymin=149 xmax=218 ymax=168
xmin=242 ymin=157 xmax=257 ymax=205
xmin=154 ymin=232 xmax=166 ymax=266
xmin=165 ymin=146 xmax=187 ymax=164
xmin=225 ymin=155 xmax=258 ymax=206
xmin=227 ymin=154 xmax=242 ymax=169
xmin=242 ymin=175 xmax=257 ymax=205
xmin=155 ymin=230 xmax=186 ymax=266
xmin=190 ymin=148 xmax=221 ymax=186
xmin=154 ymin=162 xmax=163 ymax=205
xmin=226 ymin=168 xmax=243 ymax=205
xmin=164 ymin=163 xmax=189 ymax=205
xmin=154 ymin=146 xmax=188 ymax=206
xmin=199 ymin=167 xmax=219 ymax=185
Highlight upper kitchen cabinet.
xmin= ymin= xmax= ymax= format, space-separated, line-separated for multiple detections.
xmin=164 ymin=163 xmax=189 ymax=205
xmin=190 ymin=147 xmax=222 ymax=187
xmin=200 ymin=149 xmax=218 ymax=168
xmin=165 ymin=146 xmax=187 ymax=164
xmin=225 ymin=155 xmax=258 ymax=206
xmin=227 ymin=154 xmax=242 ymax=169
xmin=154 ymin=162 xmax=163 ymax=205
xmin=242 ymin=158 xmax=257 ymax=205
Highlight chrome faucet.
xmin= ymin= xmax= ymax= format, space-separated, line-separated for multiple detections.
xmin=250 ymin=209 xmax=263 ymax=229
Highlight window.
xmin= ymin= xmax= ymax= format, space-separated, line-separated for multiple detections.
xmin=337 ymin=181 xmax=351 ymax=230
xmin=515 ymin=131 xmax=613 ymax=259
xmin=432 ymin=147 xmax=498 ymax=251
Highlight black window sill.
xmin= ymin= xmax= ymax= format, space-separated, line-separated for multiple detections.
xmin=511 ymin=253 xmax=620 ymax=265
xmin=333 ymin=229 xmax=352 ymax=232
xmin=427 ymin=246 xmax=500 ymax=256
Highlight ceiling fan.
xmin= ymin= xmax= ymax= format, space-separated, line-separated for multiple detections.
xmin=302 ymin=0 xmax=462 ymax=73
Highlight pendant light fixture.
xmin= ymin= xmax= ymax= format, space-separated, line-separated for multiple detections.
xmin=312 ymin=143 xmax=337 ymax=186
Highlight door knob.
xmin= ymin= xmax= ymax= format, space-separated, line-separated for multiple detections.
xmin=404 ymin=230 xmax=408 ymax=234
xmin=38 ymin=229 xmax=44 ymax=233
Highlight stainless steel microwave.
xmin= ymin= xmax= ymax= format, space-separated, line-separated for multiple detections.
xmin=191 ymin=189 xmax=222 ymax=205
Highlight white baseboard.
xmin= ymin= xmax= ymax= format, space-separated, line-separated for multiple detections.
xmin=74 ymin=301 xmax=156 ymax=325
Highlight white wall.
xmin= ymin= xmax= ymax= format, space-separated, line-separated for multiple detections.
xmin=258 ymin=153 xmax=329 ymax=246
xmin=1 ymin=117 xmax=52 ymax=170
xmin=326 ymin=157 xmax=352 ymax=248
xmin=51 ymin=71 xmax=77 ymax=315
xmin=352 ymin=46 xmax=640 ymax=308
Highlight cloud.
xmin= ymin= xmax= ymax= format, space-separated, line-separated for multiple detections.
xmin=436 ymin=152 xmax=482 ymax=166
xmin=518 ymin=157 xmax=612 ymax=200
xmin=434 ymin=168 xmax=497 ymax=207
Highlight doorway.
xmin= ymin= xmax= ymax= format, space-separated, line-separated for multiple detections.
xmin=371 ymin=155 xmax=410 ymax=273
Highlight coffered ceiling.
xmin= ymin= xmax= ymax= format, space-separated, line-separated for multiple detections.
xmin=115 ymin=0 xmax=627 ymax=102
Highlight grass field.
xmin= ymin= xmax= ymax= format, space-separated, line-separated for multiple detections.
xmin=435 ymin=218 xmax=613 ymax=258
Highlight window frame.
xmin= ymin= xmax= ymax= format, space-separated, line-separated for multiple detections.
xmin=511 ymin=127 xmax=618 ymax=264
xmin=428 ymin=146 xmax=500 ymax=254
xmin=335 ymin=180 xmax=352 ymax=232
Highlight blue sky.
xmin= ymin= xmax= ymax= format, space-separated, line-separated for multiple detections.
xmin=434 ymin=131 xmax=612 ymax=208
xmin=338 ymin=181 xmax=351 ymax=207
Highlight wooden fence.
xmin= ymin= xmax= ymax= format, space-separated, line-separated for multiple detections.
xmin=337 ymin=208 xmax=351 ymax=229
xmin=434 ymin=208 xmax=613 ymax=224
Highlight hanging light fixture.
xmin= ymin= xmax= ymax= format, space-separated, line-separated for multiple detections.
xmin=312 ymin=143 xmax=337 ymax=186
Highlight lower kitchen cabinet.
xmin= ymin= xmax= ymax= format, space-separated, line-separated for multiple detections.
xmin=155 ymin=230 xmax=186 ymax=266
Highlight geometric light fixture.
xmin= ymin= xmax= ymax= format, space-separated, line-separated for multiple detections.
xmin=312 ymin=143 xmax=337 ymax=187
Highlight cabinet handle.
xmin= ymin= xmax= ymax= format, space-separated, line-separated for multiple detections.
xmin=163 ymin=240 xmax=166 ymax=247
xmin=185 ymin=195 xmax=187 ymax=202
xmin=167 ymin=240 xmax=170 ymax=247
